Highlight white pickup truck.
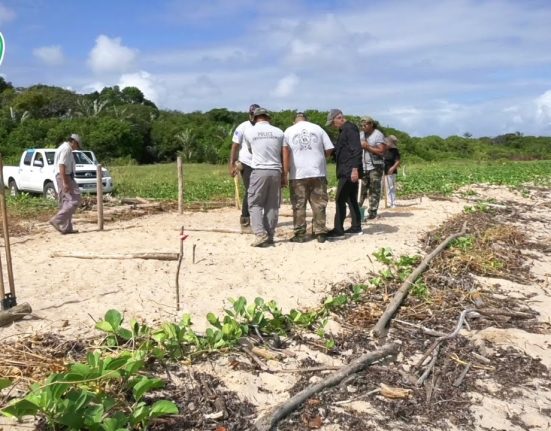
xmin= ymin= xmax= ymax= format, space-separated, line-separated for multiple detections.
xmin=3 ymin=148 xmax=114 ymax=199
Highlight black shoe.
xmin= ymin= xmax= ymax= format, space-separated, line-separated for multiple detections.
xmin=344 ymin=227 xmax=363 ymax=235
xmin=289 ymin=235 xmax=307 ymax=243
xmin=316 ymin=234 xmax=327 ymax=243
xmin=366 ymin=212 xmax=377 ymax=220
xmin=326 ymin=229 xmax=345 ymax=238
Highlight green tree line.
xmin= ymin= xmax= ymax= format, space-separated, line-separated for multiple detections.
xmin=0 ymin=77 xmax=549 ymax=165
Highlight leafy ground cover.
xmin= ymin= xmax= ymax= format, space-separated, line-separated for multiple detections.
xmin=110 ymin=159 xmax=551 ymax=200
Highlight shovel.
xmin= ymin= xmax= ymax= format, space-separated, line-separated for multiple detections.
xmin=0 ymin=155 xmax=16 ymax=310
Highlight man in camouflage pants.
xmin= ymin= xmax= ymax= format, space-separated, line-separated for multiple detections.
xmin=359 ymin=116 xmax=386 ymax=220
xmin=283 ymin=112 xmax=334 ymax=243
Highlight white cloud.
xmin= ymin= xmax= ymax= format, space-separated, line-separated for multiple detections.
xmin=87 ymin=35 xmax=137 ymax=74
xmin=273 ymin=74 xmax=299 ymax=98
xmin=33 ymin=45 xmax=64 ymax=66
xmin=118 ymin=71 xmax=161 ymax=104
xmin=0 ymin=4 xmax=15 ymax=24
xmin=535 ymin=90 xmax=551 ymax=127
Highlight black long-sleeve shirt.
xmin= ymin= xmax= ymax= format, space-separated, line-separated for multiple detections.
xmin=334 ymin=121 xmax=363 ymax=179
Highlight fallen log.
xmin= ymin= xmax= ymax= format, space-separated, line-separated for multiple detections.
xmin=254 ymin=342 xmax=399 ymax=431
xmin=372 ymin=222 xmax=467 ymax=338
xmin=184 ymin=227 xmax=253 ymax=235
xmin=0 ymin=302 xmax=32 ymax=327
xmin=50 ymin=251 xmax=179 ymax=261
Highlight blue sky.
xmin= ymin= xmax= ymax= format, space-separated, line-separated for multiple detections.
xmin=1 ymin=0 xmax=551 ymax=138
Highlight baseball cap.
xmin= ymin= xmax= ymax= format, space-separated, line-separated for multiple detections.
xmin=360 ymin=116 xmax=375 ymax=124
xmin=385 ymin=135 xmax=398 ymax=148
xmin=248 ymin=103 xmax=260 ymax=114
xmin=70 ymin=133 xmax=82 ymax=146
xmin=325 ymin=109 xmax=343 ymax=126
xmin=252 ymin=107 xmax=270 ymax=118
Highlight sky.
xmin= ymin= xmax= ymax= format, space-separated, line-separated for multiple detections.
xmin=1 ymin=0 xmax=551 ymax=138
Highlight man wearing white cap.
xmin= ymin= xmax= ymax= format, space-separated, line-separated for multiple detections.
xmin=229 ymin=103 xmax=260 ymax=231
xmin=49 ymin=133 xmax=82 ymax=234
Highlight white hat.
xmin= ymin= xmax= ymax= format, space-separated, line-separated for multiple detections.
xmin=69 ymin=133 xmax=82 ymax=146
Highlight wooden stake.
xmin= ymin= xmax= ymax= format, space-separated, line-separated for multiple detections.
xmin=177 ymin=157 xmax=184 ymax=214
xmin=50 ymin=251 xmax=179 ymax=261
xmin=255 ymin=343 xmax=399 ymax=431
xmin=96 ymin=164 xmax=104 ymax=231
xmin=175 ymin=226 xmax=184 ymax=311
xmin=372 ymin=222 xmax=467 ymax=338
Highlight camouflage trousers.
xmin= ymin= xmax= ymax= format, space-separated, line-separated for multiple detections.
xmin=359 ymin=166 xmax=384 ymax=216
xmin=289 ymin=177 xmax=329 ymax=236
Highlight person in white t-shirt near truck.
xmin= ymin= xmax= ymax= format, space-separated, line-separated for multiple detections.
xmin=49 ymin=133 xmax=82 ymax=234
xmin=283 ymin=112 xmax=334 ymax=243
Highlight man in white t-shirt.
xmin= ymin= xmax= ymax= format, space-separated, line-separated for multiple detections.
xmin=229 ymin=103 xmax=260 ymax=231
xmin=283 ymin=112 xmax=334 ymax=243
xmin=243 ymin=107 xmax=285 ymax=247
xmin=359 ymin=116 xmax=386 ymax=220
xmin=49 ymin=133 xmax=82 ymax=234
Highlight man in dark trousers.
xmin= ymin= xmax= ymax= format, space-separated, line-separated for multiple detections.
xmin=325 ymin=109 xmax=363 ymax=237
xmin=229 ymin=103 xmax=260 ymax=231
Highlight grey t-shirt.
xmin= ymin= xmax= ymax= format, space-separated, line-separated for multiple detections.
xmin=244 ymin=121 xmax=284 ymax=170
xmin=360 ymin=129 xmax=385 ymax=171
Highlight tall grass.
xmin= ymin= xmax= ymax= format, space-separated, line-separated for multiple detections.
xmin=110 ymin=160 xmax=551 ymax=201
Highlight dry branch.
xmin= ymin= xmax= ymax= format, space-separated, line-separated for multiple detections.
xmin=50 ymin=251 xmax=179 ymax=261
xmin=0 ymin=303 xmax=32 ymax=327
xmin=415 ymin=308 xmax=478 ymax=369
xmin=255 ymin=342 xmax=399 ymax=431
xmin=184 ymin=227 xmax=252 ymax=235
xmin=372 ymin=222 xmax=467 ymax=338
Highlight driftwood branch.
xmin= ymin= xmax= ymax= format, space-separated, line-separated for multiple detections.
xmin=415 ymin=308 xmax=478 ymax=369
xmin=255 ymin=342 xmax=399 ymax=431
xmin=50 ymin=251 xmax=179 ymax=261
xmin=372 ymin=222 xmax=467 ymax=338
xmin=0 ymin=303 xmax=32 ymax=327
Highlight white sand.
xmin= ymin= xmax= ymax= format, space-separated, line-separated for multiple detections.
xmin=1 ymin=185 xmax=550 ymax=431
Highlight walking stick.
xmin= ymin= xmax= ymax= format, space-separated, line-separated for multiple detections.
xmin=234 ymin=174 xmax=241 ymax=210
xmin=383 ymin=174 xmax=389 ymax=209
xmin=0 ymin=155 xmax=16 ymax=310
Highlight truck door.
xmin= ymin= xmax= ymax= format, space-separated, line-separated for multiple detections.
xmin=21 ymin=150 xmax=47 ymax=192
xmin=19 ymin=150 xmax=36 ymax=190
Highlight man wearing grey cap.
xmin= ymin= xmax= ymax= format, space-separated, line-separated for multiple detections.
xmin=325 ymin=109 xmax=363 ymax=237
xmin=49 ymin=134 xmax=82 ymax=234
xmin=243 ymin=107 xmax=285 ymax=247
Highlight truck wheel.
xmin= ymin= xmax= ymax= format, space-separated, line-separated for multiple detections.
xmin=8 ymin=180 xmax=20 ymax=197
xmin=43 ymin=182 xmax=57 ymax=200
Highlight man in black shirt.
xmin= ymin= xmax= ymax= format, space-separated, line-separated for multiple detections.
xmin=325 ymin=109 xmax=363 ymax=237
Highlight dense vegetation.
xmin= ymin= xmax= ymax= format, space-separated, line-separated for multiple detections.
xmin=1 ymin=77 xmax=550 ymax=166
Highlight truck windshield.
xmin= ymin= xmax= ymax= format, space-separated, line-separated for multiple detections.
xmin=73 ymin=151 xmax=95 ymax=165
xmin=45 ymin=151 xmax=55 ymax=165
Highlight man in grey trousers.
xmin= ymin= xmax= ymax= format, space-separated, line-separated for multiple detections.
xmin=49 ymin=133 xmax=82 ymax=234
xmin=243 ymin=108 xmax=286 ymax=247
